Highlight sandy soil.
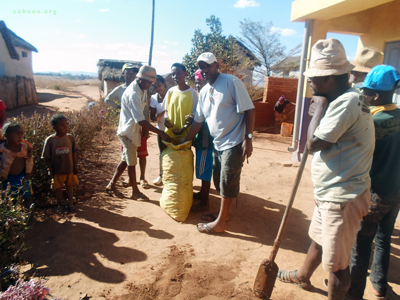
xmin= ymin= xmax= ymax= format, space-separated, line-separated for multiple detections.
xmin=16 ymin=86 xmax=400 ymax=300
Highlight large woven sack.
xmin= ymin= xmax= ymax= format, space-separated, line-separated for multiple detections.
xmin=160 ymin=140 xmax=193 ymax=222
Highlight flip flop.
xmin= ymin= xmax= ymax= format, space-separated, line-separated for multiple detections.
xmin=105 ymin=186 xmax=125 ymax=198
xmin=196 ymin=223 xmax=223 ymax=234
xmin=131 ymin=192 xmax=149 ymax=201
xmin=140 ymin=179 xmax=150 ymax=189
xmin=277 ymin=270 xmax=312 ymax=290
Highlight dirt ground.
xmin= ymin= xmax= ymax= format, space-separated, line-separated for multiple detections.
xmin=11 ymin=85 xmax=400 ymax=300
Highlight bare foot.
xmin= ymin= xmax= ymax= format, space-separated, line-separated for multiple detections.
xmin=131 ymin=192 xmax=149 ymax=201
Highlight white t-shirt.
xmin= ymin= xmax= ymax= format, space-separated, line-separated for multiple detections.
xmin=194 ymin=73 xmax=254 ymax=151
xmin=311 ymin=88 xmax=375 ymax=202
xmin=150 ymin=93 xmax=166 ymax=131
xmin=117 ymin=80 xmax=146 ymax=147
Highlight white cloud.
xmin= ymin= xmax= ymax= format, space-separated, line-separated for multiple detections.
xmin=85 ymin=0 xmax=95 ymax=2
xmin=271 ymin=27 xmax=297 ymax=37
xmin=234 ymin=0 xmax=260 ymax=8
xmin=76 ymin=19 xmax=82 ymax=23
xmin=99 ymin=8 xmax=109 ymax=12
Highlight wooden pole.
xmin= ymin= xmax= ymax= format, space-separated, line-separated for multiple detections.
xmin=148 ymin=0 xmax=155 ymax=66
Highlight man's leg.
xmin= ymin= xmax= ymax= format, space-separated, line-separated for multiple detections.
xmin=139 ymin=157 xmax=146 ymax=181
xmin=128 ymin=165 xmax=139 ymax=196
xmin=291 ymin=241 xmax=322 ymax=283
xmin=200 ymin=180 xmax=211 ymax=207
xmin=55 ymin=188 xmax=63 ymax=206
xmin=198 ymin=145 xmax=243 ymax=233
xmin=348 ymin=220 xmax=376 ymax=299
xmin=329 ymin=267 xmax=351 ymax=300
xmin=370 ymin=202 xmax=400 ymax=297
xmin=107 ymin=161 xmax=127 ymax=189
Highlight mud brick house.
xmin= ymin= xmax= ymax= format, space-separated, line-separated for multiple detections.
xmin=0 ymin=20 xmax=38 ymax=109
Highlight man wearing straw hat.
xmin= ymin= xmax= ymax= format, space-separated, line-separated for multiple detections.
xmin=349 ymin=47 xmax=383 ymax=88
xmin=106 ymin=65 xmax=171 ymax=200
xmin=277 ymin=39 xmax=375 ymax=300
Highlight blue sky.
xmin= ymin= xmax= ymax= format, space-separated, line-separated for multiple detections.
xmin=2 ymin=0 xmax=359 ymax=75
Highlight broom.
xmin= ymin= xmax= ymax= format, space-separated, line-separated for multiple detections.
xmin=253 ymin=145 xmax=309 ymax=299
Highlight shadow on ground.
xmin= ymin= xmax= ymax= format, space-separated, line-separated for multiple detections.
xmin=24 ymin=218 xmax=147 ymax=283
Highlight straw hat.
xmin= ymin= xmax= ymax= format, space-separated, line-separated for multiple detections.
xmin=352 ymin=47 xmax=383 ymax=73
xmin=304 ymin=39 xmax=354 ymax=77
xmin=137 ymin=65 xmax=157 ymax=83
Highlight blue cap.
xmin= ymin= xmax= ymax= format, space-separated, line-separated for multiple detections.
xmin=362 ymin=65 xmax=400 ymax=91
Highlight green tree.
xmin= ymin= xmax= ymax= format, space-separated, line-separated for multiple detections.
xmin=183 ymin=15 xmax=256 ymax=81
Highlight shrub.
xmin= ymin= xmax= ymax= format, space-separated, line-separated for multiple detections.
xmin=15 ymin=101 xmax=119 ymax=206
xmin=1 ymin=100 xmax=119 ymax=293
xmin=0 ymin=278 xmax=63 ymax=300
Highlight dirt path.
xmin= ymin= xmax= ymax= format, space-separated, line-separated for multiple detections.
xmin=17 ymin=86 xmax=400 ymax=300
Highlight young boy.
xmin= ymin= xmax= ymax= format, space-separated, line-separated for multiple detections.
xmin=42 ymin=114 xmax=79 ymax=211
xmin=0 ymin=122 xmax=34 ymax=206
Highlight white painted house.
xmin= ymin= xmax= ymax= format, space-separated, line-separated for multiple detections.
xmin=0 ymin=20 xmax=38 ymax=109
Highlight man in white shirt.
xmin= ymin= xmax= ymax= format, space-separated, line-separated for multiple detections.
xmin=184 ymin=52 xmax=255 ymax=234
xmin=277 ymin=39 xmax=375 ymax=300
xmin=106 ymin=65 xmax=170 ymax=200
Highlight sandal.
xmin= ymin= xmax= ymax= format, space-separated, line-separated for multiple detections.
xmin=277 ymin=270 xmax=312 ymax=290
xmin=140 ymin=179 xmax=150 ymax=189
xmin=131 ymin=192 xmax=149 ymax=201
xmin=105 ymin=186 xmax=124 ymax=198
xmin=196 ymin=223 xmax=222 ymax=234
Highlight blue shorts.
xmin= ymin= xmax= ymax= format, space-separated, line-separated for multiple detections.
xmin=3 ymin=172 xmax=32 ymax=197
xmin=196 ymin=149 xmax=213 ymax=182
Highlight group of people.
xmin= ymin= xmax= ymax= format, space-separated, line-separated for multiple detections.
xmin=104 ymin=52 xmax=255 ymax=233
xmin=1 ymin=41 xmax=398 ymax=299
xmin=277 ymin=40 xmax=400 ymax=300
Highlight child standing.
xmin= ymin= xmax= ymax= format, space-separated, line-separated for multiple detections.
xmin=0 ymin=123 xmax=34 ymax=206
xmin=42 ymin=115 xmax=78 ymax=211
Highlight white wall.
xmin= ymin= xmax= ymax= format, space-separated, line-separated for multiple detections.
xmin=0 ymin=36 xmax=34 ymax=78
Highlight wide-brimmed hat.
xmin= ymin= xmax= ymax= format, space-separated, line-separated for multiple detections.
xmin=197 ymin=52 xmax=217 ymax=65
xmin=362 ymin=65 xmax=400 ymax=91
xmin=304 ymin=39 xmax=354 ymax=77
xmin=137 ymin=65 xmax=157 ymax=83
xmin=352 ymin=47 xmax=383 ymax=73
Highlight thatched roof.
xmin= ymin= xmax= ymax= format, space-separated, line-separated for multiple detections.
xmin=272 ymin=56 xmax=301 ymax=72
xmin=97 ymin=59 xmax=143 ymax=81
xmin=0 ymin=20 xmax=38 ymax=60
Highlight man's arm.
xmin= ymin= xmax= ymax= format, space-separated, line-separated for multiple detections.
xmin=138 ymin=120 xmax=171 ymax=142
xmin=104 ymin=87 xmax=121 ymax=109
xmin=184 ymin=120 xmax=203 ymax=142
xmin=307 ymin=96 xmax=333 ymax=152
xmin=242 ymin=108 xmax=255 ymax=158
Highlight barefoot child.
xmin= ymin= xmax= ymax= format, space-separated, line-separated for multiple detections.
xmin=42 ymin=115 xmax=78 ymax=211
xmin=0 ymin=122 xmax=34 ymax=206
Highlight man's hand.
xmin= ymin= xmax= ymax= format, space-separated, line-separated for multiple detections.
xmin=242 ymin=138 xmax=253 ymax=159
xmin=160 ymin=132 xmax=171 ymax=143
xmin=142 ymin=129 xmax=150 ymax=139
xmin=185 ymin=114 xmax=194 ymax=125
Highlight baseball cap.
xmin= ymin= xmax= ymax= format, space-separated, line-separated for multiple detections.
xmin=122 ymin=63 xmax=138 ymax=73
xmin=362 ymin=65 xmax=400 ymax=91
xmin=304 ymin=39 xmax=354 ymax=77
xmin=197 ymin=52 xmax=217 ymax=65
